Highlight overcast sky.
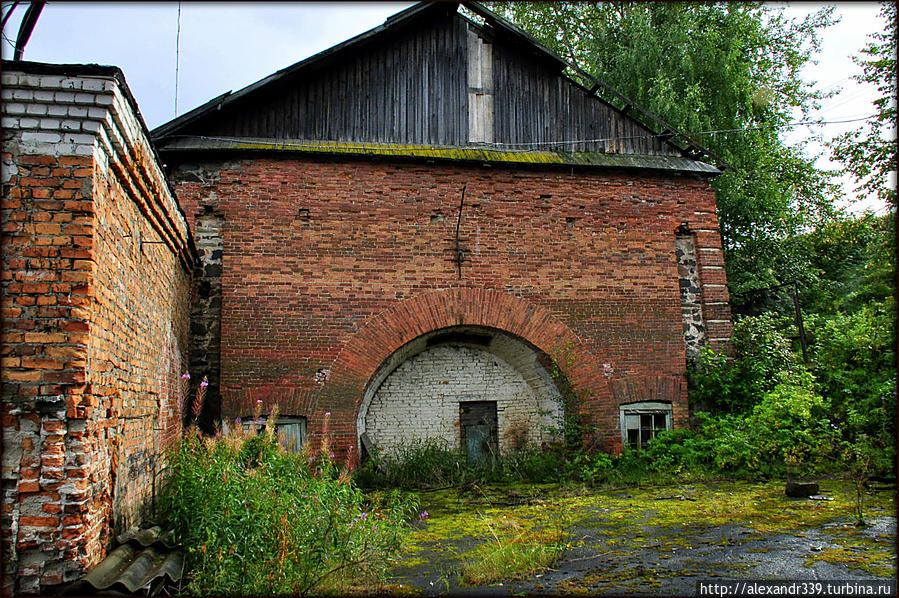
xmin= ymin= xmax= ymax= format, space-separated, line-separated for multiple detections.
xmin=1 ymin=1 xmax=892 ymax=212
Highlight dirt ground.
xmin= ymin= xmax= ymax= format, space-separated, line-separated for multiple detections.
xmin=385 ymin=480 xmax=896 ymax=596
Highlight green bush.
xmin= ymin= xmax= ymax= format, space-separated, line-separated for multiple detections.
xmin=746 ymin=376 xmax=837 ymax=473
xmin=161 ymin=427 xmax=417 ymax=595
xmin=689 ymin=313 xmax=801 ymax=414
xmin=500 ymin=445 xmax=568 ymax=484
xmin=355 ymin=438 xmax=473 ymax=489
xmin=809 ymin=297 xmax=896 ymax=444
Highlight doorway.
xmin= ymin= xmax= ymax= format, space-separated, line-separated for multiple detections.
xmin=460 ymin=401 xmax=498 ymax=466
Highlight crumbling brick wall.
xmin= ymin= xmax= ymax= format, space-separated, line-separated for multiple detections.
xmin=170 ymin=157 xmax=732 ymax=457
xmin=1 ymin=63 xmax=194 ymax=594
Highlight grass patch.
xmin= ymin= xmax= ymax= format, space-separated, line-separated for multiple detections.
xmin=390 ymin=479 xmax=896 ymax=592
xmin=461 ymin=526 xmax=564 ymax=585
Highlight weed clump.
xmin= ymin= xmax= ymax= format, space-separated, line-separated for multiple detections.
xmin=160 ymin=421 xmax=417 ymax=595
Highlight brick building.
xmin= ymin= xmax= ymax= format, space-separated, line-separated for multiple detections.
xmin=1 ymin=3 xmax=733 ymax=590
xmin=152 ymin=2 xmax=733 ymax=462
xmin=1 ymin=63 xmax=194 ymax=593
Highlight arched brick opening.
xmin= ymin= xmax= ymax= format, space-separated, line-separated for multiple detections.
xmin=316 ymin=288 xmax=605 ymax=461
xmin=357 ymin=325 xmax=566 ymax=458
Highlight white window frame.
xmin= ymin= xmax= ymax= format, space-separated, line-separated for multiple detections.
xmin=618 ymin=402 xmax=672 ymax=450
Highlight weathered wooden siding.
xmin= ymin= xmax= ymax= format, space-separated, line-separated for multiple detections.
xmin=491 ymin=40 xmax=678 ymax=155
xmin=178 ymin=12 xmax=681 ymax=157
xmin=190 ymin=13 xmax=469 ymax=145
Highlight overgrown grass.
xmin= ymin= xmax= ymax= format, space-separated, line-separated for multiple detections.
xmin=160 ymin=422 xmax=418 ymax=596
xmin=461 ymin=530 xmax=562 ymax=585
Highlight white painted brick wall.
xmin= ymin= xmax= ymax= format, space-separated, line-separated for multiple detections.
xmin=366 ymin=345 xmax=561 ymax=456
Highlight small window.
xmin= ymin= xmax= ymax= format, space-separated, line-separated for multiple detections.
xmin=619 ymin=402 xmax=672 ymax=450
xmin=243 ymin=416 xmax=307 ymax=453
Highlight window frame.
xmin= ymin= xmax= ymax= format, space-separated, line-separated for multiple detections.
xmin=618 ymin=401 xmax=672 ymax=450
xmin=242 ymin=415 xmax=307 ymax=453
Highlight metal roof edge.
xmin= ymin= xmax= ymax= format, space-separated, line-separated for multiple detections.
xmin=151 ymin=90 xmax=232 ymax=140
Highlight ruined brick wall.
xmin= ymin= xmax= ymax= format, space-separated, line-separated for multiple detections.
xmin=1 ymin=65 xmax=194 ymax=594
xmin=170 ymin=157 xmax=731 ymax=457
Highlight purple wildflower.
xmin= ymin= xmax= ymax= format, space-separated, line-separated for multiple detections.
xmin=419 ymin=511 xmax=429 ymax=519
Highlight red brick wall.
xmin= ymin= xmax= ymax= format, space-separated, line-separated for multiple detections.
xmin=1 ymin=68 xmax=194 ymax=594
xmin=172 ymin=156 xmax=732 ymax=457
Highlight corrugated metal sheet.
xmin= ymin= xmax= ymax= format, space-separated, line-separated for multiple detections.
xmin=65 ymin=526 xmax=183 ymax=596
xmin=156 ymin=136 xmax=721 ymax=174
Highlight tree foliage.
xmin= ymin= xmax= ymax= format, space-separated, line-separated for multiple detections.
xmin=493 ymin=2 xmax=840 ymax=308
xmin=801 ymin=213 xmax=895 ymax=315
xmin=831 ymin=2 xmax=897 ymax=209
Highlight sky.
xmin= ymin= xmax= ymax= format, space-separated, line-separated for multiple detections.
xmin=1 ymin=1 xmax=892 ymax=213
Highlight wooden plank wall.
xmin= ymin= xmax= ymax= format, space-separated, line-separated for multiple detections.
xmin=185 ymin=13 xmax=681 ymax=157
xmin=491 ymin=41 xmax=679 ymax=155
xmin=193 ymin=14 xmax=468 ymax=145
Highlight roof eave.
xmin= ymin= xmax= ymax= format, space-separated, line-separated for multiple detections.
xmin=154 ymin=137 xmax=721 ymax=176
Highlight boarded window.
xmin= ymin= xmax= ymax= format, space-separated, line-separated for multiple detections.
xmin=243 ymin=416 xmax=307 ymax=453
xmin=619 ymin=402 xmax=671 ymax=450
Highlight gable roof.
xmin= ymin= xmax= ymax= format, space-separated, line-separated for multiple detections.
xmin=152 ymin=2 xmax=726 ymax=174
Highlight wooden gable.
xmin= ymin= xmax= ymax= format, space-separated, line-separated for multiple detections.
xmin=153 ymin=2 xmax=719 ymax=171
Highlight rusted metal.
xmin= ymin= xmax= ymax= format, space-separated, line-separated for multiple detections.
xmin=453 ymin=185 xmax=467 ymax=279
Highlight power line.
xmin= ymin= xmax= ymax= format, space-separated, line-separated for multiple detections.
xmin=482 ymin=114 xmax=877 ymax=149
xmin=174 ymin=2 xmax=181 ymax=118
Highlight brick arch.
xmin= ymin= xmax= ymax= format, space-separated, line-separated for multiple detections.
xmin=316 ymin=288 xmax=606 ymax=455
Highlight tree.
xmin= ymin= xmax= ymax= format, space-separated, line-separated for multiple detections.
xmin=831 ymin=2 xmax=897 ymax=210
xmin=800 ymin=213 xmax=895 ymax=316
xmin=492 ymin=2 xmax=840 ymax=310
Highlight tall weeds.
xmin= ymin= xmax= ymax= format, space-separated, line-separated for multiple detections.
xmin=160 ymin=420 xmax=417 ymax=595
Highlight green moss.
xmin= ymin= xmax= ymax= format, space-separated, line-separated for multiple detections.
xmin=168 ymin=137 xmax=719 ymax=173
xmin=385 ymin=480 xmax=896 ymax=591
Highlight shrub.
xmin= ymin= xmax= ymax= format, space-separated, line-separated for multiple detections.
xmin=160 ymin=426 xmax=417 ymax=595
xmin=356 ymin=438 xmax=472 ymax=489
xmin=500 ymin=445 xmax=568 ymax=484
xmin=808 ymin=298 xmax=896 ymax=443
xmin=746 ymin=376 xmax=837 ymax=473
xmin=689 ymin=313 xmax=801 ymax=414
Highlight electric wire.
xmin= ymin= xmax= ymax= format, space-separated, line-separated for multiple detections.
xmin=165 ymin=114 xmax=878 ymax=154
xmin=174 ymin=2 xmax=181 ymax=118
